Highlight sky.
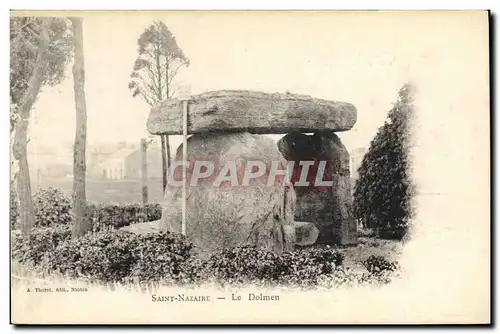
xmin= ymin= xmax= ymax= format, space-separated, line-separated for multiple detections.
xmin=28 ymin=11 xmax=423 ymax=155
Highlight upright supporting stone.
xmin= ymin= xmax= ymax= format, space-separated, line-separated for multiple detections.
xmin=278 ymin=131 xmax=358 ymax=245
xmin=161 ymin=132 xmax=296 ymax=258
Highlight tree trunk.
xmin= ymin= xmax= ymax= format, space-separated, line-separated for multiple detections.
xmin=141 ymin=138 xmax=148 ymax=204
xmin=165 ymin=135 xmax=171 ymax=175
xmin=13 ymin=18 xmax=52 ymax=237
xmin=14 ymin=118 xmax=35 ymax=237
xmin=160 ymin=135 xmax=167 ymax=193
xmin=70 ymin=17 xmax=89 ymax=238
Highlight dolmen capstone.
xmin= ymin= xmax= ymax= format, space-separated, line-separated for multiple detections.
xmin=146 ymin=90 xmax=358 ymax=256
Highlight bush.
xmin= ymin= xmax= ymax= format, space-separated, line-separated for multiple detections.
xmin=33 ymin=188 xmax=72 ymax=227
xmin=12 ymin=226 xmax=399 ymax=289
xmin=10 ymin=188 xmax=19 ymax=229
xmin=361 ymin=255 xmax=399 ymax=275
xmin=199 ymin=245 xmax=345 ymax=287
xmin=353 ymin=84 xmax=415 ymax=240
xmin=126 ymin=232 xmax=195 ymax=285
xmin=45 ymin=230 xmax=140 ymax=283
xmin=25 ymin=229 xmax=195 ymax=285
xmin=11 ymin=225 xmax=72 ymax=266
xmin=85 ymin=203 xmax=162 ymax=231
xmin=27 ymin=187 xmax=162 ymax=231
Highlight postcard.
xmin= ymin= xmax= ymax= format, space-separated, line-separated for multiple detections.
xmin=10 ymin=10 xmax=490 ymax=324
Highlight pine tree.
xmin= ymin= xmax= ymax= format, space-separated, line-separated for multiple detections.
xmin=353 ymin=83 xmax=415 ymax=239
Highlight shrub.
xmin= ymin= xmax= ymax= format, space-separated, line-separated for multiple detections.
xmin=46 ymin=230 xmax=140 ymax=283
xmin=11 ymin=225 xmax=72 ymax=266
xmin=12 ymin=225 xmax=399 ymax=289
xmin=353 ymin=84 xmax=415 ymax=240
xmin=126 ymin=232 xmax=195 ymax=285
xmin=24 ymin=187 xmax=162 ymax=231
xmin=10 ymin=188 xmax=19 ymax=229
xmin=361 ymin=255 xmax=399 ymax=276
xmin=36 ymin=229 xmax=194 ymax=285
xmin=85 ymin=203 xmax=162 ymax=231
xmin=33 ymin=188 xmax=72 ymax=227
xmin=199 ymin=245 xmax=281 ymax=285
xmin=199 ymin=245 xmax=345 ymax=287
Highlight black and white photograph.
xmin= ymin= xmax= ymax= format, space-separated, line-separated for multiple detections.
xmin=9 ymin=10 xmax=490 ymax=324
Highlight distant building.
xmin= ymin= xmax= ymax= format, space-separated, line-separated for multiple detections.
xmin=87 ymin=141 xmax=163 ymax=180
xmin=124 ymin=145 xmax=163 ymax=180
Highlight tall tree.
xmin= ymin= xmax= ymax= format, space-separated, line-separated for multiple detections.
xmin=128 ymin=21 xmax=190 ymax=193
xmin=69 ymin=17 xmax=89 ymax=238
xmin=10 ymin=16 xmax=72 ymax=236
xmin=353 ymin=83 xmax=416 ymax=240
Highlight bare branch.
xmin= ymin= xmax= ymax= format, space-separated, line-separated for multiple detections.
xmin=146 ymin=66 xmax=161 ymax=97
xmin=166 ymin=62 xmax=184 ymax=86
xmin=133 ymin=79 xmax=157 ymax=106
xmin=169 ymin=86 xmax=177 ymax=98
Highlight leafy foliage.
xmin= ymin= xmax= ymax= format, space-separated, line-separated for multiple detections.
xmin=10 ymin=16 xmax=73 ymax=104
xmin=361 ymin=255 xmax=399 ymax=275
xmin=46 ymin=230 xmax=141 ymax=283
xmin=12 ymin=226 xmax=399 ymax=288
xmin=33 ymin=188 xmax=73 ymax=227
xmin=11 ymin=225 xmax=72 ymax=266
xmin=22 ymin=187 xmax=162 ymax=231
xmin=10 ymin=188 xmax=20 ymax=229
xmin=85 ymin=203 xmax=162 ymax=231
xmin=199 ymin=245 xmax=345 ymax=287
xmin=125 ymin=232 xmax=195 ymax=285
xmin=353 ymin=83 xmax=416 ymax=240
xmin=128 ymin=21 xmax=190 ymax=105
xmin=13 ymin=227 xmax=195 ymax=285
xmin=10 ymin=101 xmax=19 ymax=133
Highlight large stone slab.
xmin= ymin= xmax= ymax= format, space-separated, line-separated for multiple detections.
xmin=147 ymin=90 xmax=357 ymax=135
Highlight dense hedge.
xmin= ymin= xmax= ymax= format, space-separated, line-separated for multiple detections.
xmin=10 ymin=187 xmax=162 ymax=231
xmin=85 ymin=203 xmax=162 ymax=231
xmin=198 ymin=245 xmax=345 ymax=287
xmin=11 ymin=226 xmax=399 ymax=288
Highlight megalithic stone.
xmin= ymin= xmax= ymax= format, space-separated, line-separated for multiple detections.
xmin=160 ymin=132 xmax=297 ymax=258
xmin=147 ymin=90 xmax=357 ymax=135
xmin=277 ymin=131 xmax=358 ymax=245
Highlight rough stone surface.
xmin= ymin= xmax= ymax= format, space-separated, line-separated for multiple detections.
xmin=293 ymin=221 xmax=320 ymax=246
xmin=147 ymin=90 xmax=357 ymax=135
xmin=123 ymin=220 xmax=318 ymax=247
xmin=120 ymin=220 xmax=161 ymax=234
xmin=161 ymin=132 xmax=296 ymax=257
xmin=277 ymin=131 xmax=357 ymax=245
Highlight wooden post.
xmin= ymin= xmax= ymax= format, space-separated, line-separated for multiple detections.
xmin=178 ymin=84 xmax=191 ymax=236
xmin=141 ymin=138 xmax=148 ymax=204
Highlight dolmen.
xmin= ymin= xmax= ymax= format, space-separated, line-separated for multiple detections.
xmin=147 ymin=90 xmax=358 ymax=256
